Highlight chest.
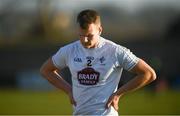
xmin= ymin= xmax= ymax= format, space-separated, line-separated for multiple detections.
xmin=67 ymin=48 xmax=117 ymax=76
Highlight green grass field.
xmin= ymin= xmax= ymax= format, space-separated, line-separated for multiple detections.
xmin=0 ymin=89 xmax=180 ymax=115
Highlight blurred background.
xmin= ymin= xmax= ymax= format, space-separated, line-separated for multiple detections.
xmin=0 ymin=0 xmax=180 ymax=115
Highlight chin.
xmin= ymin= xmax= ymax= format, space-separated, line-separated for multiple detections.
xmin=83 ymin=44 xmax=92 ymax=48
xmin=84 ymin=46 xmax=91 ymax=49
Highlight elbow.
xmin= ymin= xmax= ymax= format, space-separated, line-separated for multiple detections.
xmin=40 ymin=66 xmax=47 ymax=78
xmin=40 ymin=58 xmax=57 ymax=79
xmin=151 ymin=69 xmax=157 ymax=81
xmin=147 ymin=69 xmax=157 ymax=82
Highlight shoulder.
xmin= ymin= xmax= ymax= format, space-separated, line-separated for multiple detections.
xmin=59 ymin=40 xmax=80 ymax=52
xmin=101 ymin=37 xmax=125 ymax=52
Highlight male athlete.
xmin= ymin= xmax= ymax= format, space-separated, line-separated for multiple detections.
xmin=40 ymin=9 xmax=156 ymax=115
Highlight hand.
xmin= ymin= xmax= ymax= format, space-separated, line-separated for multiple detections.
xmin=68 ymin=92 xmax=77 ymax=106
xmin=106 ymin=93 xmax=121 ymax=111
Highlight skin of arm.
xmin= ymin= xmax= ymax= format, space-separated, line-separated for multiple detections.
xmin=40 ymin=58 xmax=76 ymax=106
xmin=106 ymin=59 xmax=157 ymax=111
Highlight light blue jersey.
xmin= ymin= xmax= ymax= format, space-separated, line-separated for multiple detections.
xmin=52 ymin=37 xmax=139 ymax=115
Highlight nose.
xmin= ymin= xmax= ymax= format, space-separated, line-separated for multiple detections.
xmin=84 ymin=37 xmax=88 ymax=42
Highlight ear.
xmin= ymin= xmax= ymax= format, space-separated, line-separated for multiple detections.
xmin=99 ymin=26 xmax=103 ymax=35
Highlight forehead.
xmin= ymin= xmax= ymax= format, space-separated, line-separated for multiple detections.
xmin=78 ymin=23 xmax=98 ymax=35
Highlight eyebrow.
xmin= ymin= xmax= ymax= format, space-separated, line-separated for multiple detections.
xmin=79 ymin=34 xmax=94 ymax=37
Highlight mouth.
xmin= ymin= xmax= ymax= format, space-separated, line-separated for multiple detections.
xmin=82 ymin=42 xmax=92 ymax=48
xmin=83 ymin=39 xmax=91 ymax=45
xmin=80 ymin=39 xmax=92 ymax=48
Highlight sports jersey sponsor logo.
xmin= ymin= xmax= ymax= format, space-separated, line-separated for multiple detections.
xmin=74 ymin=57 xmax=82 ymax=62
xmin=86 ymin=56 xmax=94 ymax=60
xmin=77 ymin=67 xmax=100 ymax=85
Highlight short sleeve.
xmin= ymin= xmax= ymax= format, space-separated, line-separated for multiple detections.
xmin=52 ymin=46 xmax=68 ymax=69
xmin=116 ymin=45 xmax=139 ymax=71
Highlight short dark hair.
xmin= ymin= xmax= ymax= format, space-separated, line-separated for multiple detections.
xmin=77 ymin=9 xmax=101 ymax=29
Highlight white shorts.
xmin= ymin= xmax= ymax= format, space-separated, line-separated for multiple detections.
xmin=73 ymin=105 xmax=119 ymax=116
xmin=103 ymin=106 xmax=119 ymax=116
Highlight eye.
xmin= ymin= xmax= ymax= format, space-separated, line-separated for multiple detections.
xmin=87 ymin=34 xmax=93 ymax=38
xmin=79 ymin=35 xmax=84 ymax=38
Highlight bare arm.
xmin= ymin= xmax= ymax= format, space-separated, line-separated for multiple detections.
xmin=40 ymin=58 xmax=76 ymax=105
xmin=106 ymin=59 xmax=156 ymax=110
xmin=116 ymin=59 xmax=156 ymax=95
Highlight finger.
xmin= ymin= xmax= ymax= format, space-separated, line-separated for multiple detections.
xmin=114 ymin=105 xmax=118 ymax=111
xmin=73 ymin=100 xmax=77 ymax=106
xmin=71 ymin=99 xmax=77 ymax=106
xmin=106 ymin=95 xmax=114 ymax=109
xmin=112 ymin=102 xmax=119 ymax=111
xmin=108 ymin=101 xmax=112 ymax=108
xmin=106 ymin=100 xmax=112 ymax=109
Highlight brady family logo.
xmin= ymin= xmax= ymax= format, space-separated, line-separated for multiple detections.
xmin=77 ymin=67 xmax=100 ymax=85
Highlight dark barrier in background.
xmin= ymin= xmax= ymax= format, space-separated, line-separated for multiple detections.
xmin=0 ymin=40 xmax=180 ymax=91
